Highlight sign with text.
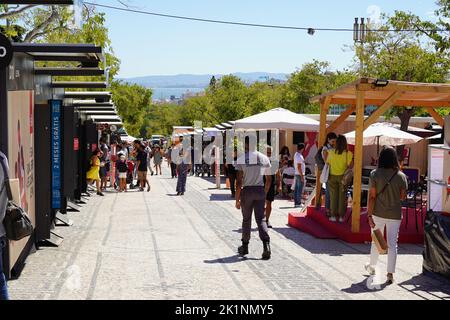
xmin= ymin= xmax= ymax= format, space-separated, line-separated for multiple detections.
xmin=51 ymin=100 xmax=62 ymax=209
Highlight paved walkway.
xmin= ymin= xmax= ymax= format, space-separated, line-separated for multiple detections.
xmin=7 ymin=164 xmax=450 ymax=300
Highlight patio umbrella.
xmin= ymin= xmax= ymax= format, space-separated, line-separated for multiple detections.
xmin=344 ymin=122 xmax=423 ymax=154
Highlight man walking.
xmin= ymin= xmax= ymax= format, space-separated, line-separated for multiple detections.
xmin=0 ymin=151 xmax=10 ymax=300
xmin=293 ymin=143 xmax=306 ymax=208
xmin=235 ymin=138 xmax=272 ymax=260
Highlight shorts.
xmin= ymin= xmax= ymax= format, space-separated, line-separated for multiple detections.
xmin=266 ymin=185 xmax=275 ymax=202
xmin=138 ymin=171 xmax=147 ymax=180
xmin=118 ymin=172 xmax=127 ymax=179
xmin=99 ymin=166 xmax=107 ymax=178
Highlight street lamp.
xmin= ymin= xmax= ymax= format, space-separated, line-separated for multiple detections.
xmin=353 ymin=17 xmax=371 ymax=76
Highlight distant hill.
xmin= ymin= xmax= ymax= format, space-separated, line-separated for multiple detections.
xmin=121 ymin=72 xmax=288 ymax=89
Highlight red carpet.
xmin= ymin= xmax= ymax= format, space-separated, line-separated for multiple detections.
xmin=288 ymin=206 xmax=425 ymax=244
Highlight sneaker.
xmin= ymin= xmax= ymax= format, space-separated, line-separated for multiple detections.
xmin=339 ymin=217 xmax=345 ymax=223
xmin=147 ymin=185 xmax=151 ymax=192
xmin=364 ymin=263 xmax=376 ymax=275
xmin=329 ymin=216 xmax=337 ymax=222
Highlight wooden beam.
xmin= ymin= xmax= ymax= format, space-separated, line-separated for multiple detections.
xmin=326 ymin=105 xmax=355 ymax=134
xmin=314 ymin=96 xmax=331 ymax=206
xmin=363 ymin=91 xmax=402 ymax=130
xmin=357 ymin=82 xmax=450 ymax=94
xmin=426 ymin=107 xmax=445 ymax=127
xmin=318 ymin=96 xmax=331 ymax=147
xmin=330 ymin=98 xmax=450 ymax=108
xmin=352 ymin=90 xmax=365 ymax=233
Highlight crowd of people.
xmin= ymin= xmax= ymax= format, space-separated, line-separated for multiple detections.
xmin=86 ymin=137 xmax=167 ymax=195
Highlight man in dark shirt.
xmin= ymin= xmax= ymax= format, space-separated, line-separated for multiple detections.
xmin=136 ymin=144 xmax=150 ymax=192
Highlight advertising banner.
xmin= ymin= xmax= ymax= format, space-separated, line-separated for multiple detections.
xmin=50 ymin=100 xmax=62 ymax=209
xmin=7 ymin=90 xmax=35 ymax=270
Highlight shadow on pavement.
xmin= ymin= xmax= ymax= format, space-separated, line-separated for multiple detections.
xmin=204 ymin=255 xmax=260 ymax=264
xmin=341 ymin=276 xmax=388 ymax=294
xmin=210 ymin=193 xmax=234 ymax=201
xmin=272 ymin=227 xmax=424 ymax=256
xmin=232 ymin=228 xmax=258 ymax=233
xmin=397 ymin=274 xmax=450 ymax=299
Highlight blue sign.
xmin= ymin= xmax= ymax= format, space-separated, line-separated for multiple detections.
xmin=51 ymin=100 xmax=62 ymax=209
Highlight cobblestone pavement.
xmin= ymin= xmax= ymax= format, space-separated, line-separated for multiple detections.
xmin=7 ymin=164 xmax=450 ymax=300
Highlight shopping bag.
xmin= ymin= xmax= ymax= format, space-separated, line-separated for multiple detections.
xmin=372 ymin=228 xmax=388 ymax=254
xmin=320 ymin=164 xmax=330 ymax=184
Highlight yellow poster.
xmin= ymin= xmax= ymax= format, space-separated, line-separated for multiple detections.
xmin=7 ymin=90 xmax=35 ymax=271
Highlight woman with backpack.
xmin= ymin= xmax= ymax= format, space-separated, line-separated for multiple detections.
xmin=326 ymin=135 xmax=353 ymax=222
xmin=365 ymin=146 xmax=408 ymax=285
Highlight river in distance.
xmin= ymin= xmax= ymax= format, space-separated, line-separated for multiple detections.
xmin=151 ymin=87 xmax=205 ymax=101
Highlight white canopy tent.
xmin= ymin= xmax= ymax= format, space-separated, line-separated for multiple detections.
xmin=233 ymin=108 xmax=320 ymax=131
xmin=344 ymin=122 xmax=423 ymax=154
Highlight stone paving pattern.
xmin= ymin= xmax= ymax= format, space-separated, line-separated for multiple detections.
xmin=7 ymin=164 xmax=450 ymax=300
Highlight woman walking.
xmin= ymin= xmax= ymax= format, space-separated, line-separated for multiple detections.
xmin=365 ymin=147 xmax=408 ymax=285
xmin=321 ymin=132 xmax=337 ymax=216
xmin=176 ymin=149 xmax=191 ymax=195
xmin=326 ymin=135 xmax=352 ymax=222
xmin=153 ymin=145 xmax=163 ymax=175
xmin=86 ymin=149 xmax=104 ymax=196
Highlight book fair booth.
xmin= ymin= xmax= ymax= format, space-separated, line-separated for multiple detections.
xmin=0 ymin=32 xmax=118 ymax=278
xmin=287 ymin=78 xmax=450 ymax=279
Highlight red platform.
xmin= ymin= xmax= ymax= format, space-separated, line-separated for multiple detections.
xmin=288 ymin=206 xmax=425 ymax=244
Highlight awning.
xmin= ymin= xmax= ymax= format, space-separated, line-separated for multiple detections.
xmin=234 ymin=108 xmax=320 ymax=131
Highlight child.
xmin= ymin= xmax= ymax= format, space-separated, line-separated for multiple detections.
xmin=282 ymin=160 xmax=295 ymax=199
xmin=117 ymin=154 xmax=128 ymax=192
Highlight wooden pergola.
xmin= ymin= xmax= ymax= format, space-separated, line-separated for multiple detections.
xmin=310 ymin=77 xmax=450 ymax=233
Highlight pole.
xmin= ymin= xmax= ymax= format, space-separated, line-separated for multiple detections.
xmin=215 ymin=145 xmax=220 ymax=189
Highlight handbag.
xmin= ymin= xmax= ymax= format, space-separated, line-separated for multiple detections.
xmin=372 ymin=228 xmax=388 ymax=254
xmin=0 ymin=155 xmax=33 ymax=241
xmin=320 ymin=163 xmax=330 ymax=184
xmin=341 ymin=151 xmax=353 ymax=187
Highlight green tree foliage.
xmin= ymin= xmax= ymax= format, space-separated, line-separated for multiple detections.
xmin=111 ymin=81 xmax=152 ymax=138
xmin=354 ymin=11 xmax=450 ymax=129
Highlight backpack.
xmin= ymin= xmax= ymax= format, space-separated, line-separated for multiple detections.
xmin=315 ymin=146 xmax=325 ymax=171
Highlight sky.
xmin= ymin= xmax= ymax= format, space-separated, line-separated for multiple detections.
xmin=88 ymin=0 xmax=441 ymax=78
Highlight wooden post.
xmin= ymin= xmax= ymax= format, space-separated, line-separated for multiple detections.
xmin=314 ymin=97 xmax=330 ymax=206
xmin=426 ymin=107 xmax=445 ymax=127
xmin=352 ymin=90 xmax=365 ymax=233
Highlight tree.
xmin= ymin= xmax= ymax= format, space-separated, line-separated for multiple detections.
xmin=355 ymin=12 xmax=450 ymax=131
xmin=206 ymin=75 xmax=248 ymax=123
xmin=281 ymin=60 xmax=357 ymax=114
xmin=111 ymin=81 xmax=153 ymax=137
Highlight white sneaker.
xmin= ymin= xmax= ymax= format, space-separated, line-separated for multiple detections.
xmin=339 ymin=217 xmax=345 ymax=223
xmin=329 ymin=216 xmax=337 ymax=222
xmin=365 ymin=263 xmax=376 ymax=275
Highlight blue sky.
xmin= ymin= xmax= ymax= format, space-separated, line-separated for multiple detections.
xmin=92 ymin=0 xmax=440 ymax=78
